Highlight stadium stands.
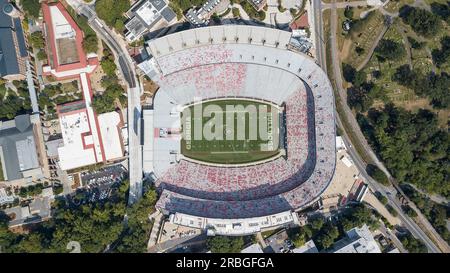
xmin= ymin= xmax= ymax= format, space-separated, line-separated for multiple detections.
xmin=142 ymin=26 xmax=336 ymax=234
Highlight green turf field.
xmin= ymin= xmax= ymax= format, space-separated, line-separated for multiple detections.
xmin=181 ymin=99 xmax=281 ymax=164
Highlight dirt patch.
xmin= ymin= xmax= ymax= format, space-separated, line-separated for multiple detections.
xmin=340 ymin=39 xmax=352 ymax=61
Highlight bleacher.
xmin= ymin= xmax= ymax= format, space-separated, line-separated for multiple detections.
xmin=144 ymin=25 xmax=336 ymax=224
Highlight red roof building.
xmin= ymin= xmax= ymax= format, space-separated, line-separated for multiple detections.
xmin=290 ymin=11 xmax=309 ymax=30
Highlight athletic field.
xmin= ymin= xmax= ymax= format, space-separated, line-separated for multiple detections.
xmin=181 ymin=99 xmax=281 ymax=164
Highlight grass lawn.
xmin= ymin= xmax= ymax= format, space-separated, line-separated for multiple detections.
xmin=383 ymin=0 xmax=414 ymax=13
xmin=343 ymin=10 xmax=386 ymax=68
xmin=181 ymin=99 xmax=281 ymax=164
xmin=362 ymin=20 xmax=450 ymax=127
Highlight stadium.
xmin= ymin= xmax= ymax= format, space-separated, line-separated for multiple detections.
xmin=141 ymin=25 xmax=336 ymax=235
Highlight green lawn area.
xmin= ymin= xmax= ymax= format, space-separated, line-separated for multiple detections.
xmin=343 ymin=10 xmax=386 ymax=68
xmin=362 ymin=19 xmax=450 ymax=127
xmin=181 ymin=99 xmax=281 ymax=164
xmin=363 ymin=26 xmax=415 ymax=102
xmin=384 ymin=0 xmax=414 ymax=13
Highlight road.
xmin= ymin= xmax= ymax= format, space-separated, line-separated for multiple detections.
xmin=318 ymin=0 xmax=444 ymax=253
xmin=66 ymin=0 xmax=143 ymax=205
xmin=312 ymin=0 xmax=326 ymax=69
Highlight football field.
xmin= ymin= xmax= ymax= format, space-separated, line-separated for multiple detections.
xmin=181 ymin=99 xmax=281 ymax=164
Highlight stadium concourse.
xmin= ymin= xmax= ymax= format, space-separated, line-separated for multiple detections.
xmin=140 ymin=25 xmax=336 ymax=235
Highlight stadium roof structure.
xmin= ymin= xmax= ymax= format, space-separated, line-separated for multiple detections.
xmin=141 ymin=25 xmax=336 ymax=235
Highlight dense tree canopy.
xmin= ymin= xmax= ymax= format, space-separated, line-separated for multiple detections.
xmin=367 ymin=164 xmax=389 ymax=185
xmin=92 ymin=83 xmax=126 ymax=114
xmin=358 ymin=104 xmax=449 ymax=197
xmin=0 ymin=82 xmax=31 ymax=120
xmin=289 ymin=204 xmax=381 ymax=251
xmin=430 ymin=2 xmax=450 ymax=24
xmin=400 ymin=233 xmax=427 ymax=253
xmin=206 ymin=236 xmax=245 ymax=253
xmin=95 ymin=0 xmax=130 ymax=31
xmin=0 ymin=181 xmax=159 ymax=253
xmin=392 ymin=65 xmax=450 ymax=109
xmin=399 ymin=5 xmax=441 ymax=37
xmin=432 ymin=36 xmax=450 ymax=67
xmin=21 ymin=0 xmax=41 ymax=19
xmin=347 ymin=82 xmax=386 ymax=112
xmin=375 ymin=39 xmax=406 ymax=61
xmin=114 ymin=189 xmax=158 ymax=252
xmin=29 ymin=32 xmax=45 ymax=49
xmin=402 ymin=185 xmax=450 ymax=245
xmin=66 ymin=5 xmax=99 ymax=53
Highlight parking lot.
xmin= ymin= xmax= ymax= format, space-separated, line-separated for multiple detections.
xmin=265 ymin=230 xmax=295 ymax=253
xmin=69 ymin=164 xmax=128 ymax=205
xmin=81 ymin=164 xmax=127 ymax=187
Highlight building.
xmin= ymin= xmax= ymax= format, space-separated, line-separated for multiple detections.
xmin=41 ymin=2 xmax=124 ymax=171
xmin=56 ymin=101 xmax=125 ymax=171
xmin=0 ymin=0 xmax=28 ymax=80
xmin=241 ymin=243 xmax=264 ymax=253
xmin=0 ymin=115 xmax=43 ymax=182
xmin=329 ymin=224 xmax=382 ymax=253
xmin=185 ymin=0 xmax=223 ymax=27
xmin=0 ymin=188 xmax=14 ymax=205
xmin=41 ymin=1 xmax=98 ymax=80
xmin=124 ymin=0 xmax=177 ymax=42
xmin=290 ymin=11 xmax=309 ymax=30
xmin=247 ymin=0 xmax=266 ymax=11
xmin=292 ymin=240 xmax=319 ymax=253
xmin=139 ymin=25 xmax=336 ymax=235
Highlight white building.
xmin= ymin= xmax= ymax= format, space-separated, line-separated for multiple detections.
xmin=241 ymin=243 xmax=264 ymax=253
xmin=292 ymin=240 xmax=319 ymax=253
xmin=124 ymin=0 xmax=177 ymax=42
xmin=330 ymin=224 xmax=382 ymax=253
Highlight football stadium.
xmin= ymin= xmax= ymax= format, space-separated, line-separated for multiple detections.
xmin=141 ymin=25 xmax=336 ymax=235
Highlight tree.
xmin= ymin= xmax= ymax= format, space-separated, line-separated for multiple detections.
xmin=116 ymin=187 xmax=159 ymax=252
xmin=432 ymin=36 xmax=450 ymax=67
xmin=399 ymin=5 xmax=441 ymax=37
xmin=95 ymin=0 xmax=130 ymax=31
xmin=403 ymin=205 xmax=418 ymax=218
xmin=344 ymin=6 xmax=354 ymax=19
xmin=385 ymin=204 xmax=398 ymax=217
xmin=231 ymin=7 xmax=239 ymax=17
xmin=206 ymin=236 xmax=244 ymax=253
xmin=291 ymin=231 xmax=306 ymax=247
xmin=401 ymin=233 xmax=427 ymax=253
xmin=342 ymin=63 xmax=356 ymax=83
xmin=392 ymin=65 xmax=450 ymax=109
xmin=21 ymin=0 xmax=41 ymax=19
xmin=361 ymin=104 xmax=450 ymax=196
xmin=83 ymin=35 xmax=99 ymax=53
xmin=101 ymin=58 xmax=117 ymax=77
xmin=37 ymin=50 xmax=47 ymax=61
xmin=310 ymin=217 xmax=324 ymax=231
xmin=430 ymin=2 xmax=450 ymax=24
xmin=375 ymin=39 xmax=406 ymax=61
xmin=367 ymin=164 xmax=389 ymax=185
xmin=355 ymin=46 xmax=365 ymax=56
xmin=29 ymin=32 xmax=45 ymax=49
